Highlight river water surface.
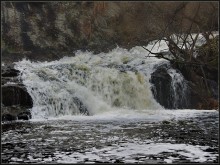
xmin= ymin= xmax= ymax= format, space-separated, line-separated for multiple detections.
xmin=2 ymin=110 xmax=219 ymax=163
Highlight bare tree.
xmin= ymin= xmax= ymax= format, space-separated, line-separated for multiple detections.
xmin=141 ymin=2 xmax=218 ymax=99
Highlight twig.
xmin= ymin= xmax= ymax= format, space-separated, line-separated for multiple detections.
xmin=142 ymin=46 xmax=209 ymax=67
xmin=200 ymin=65 xmax=211 ymax=96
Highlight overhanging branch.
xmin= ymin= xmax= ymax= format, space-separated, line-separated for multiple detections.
xmin=142 ymin=46 xmax=208 ymax=67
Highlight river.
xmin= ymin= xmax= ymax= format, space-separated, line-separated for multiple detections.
xmin=2 ymin=38 xmax=219 ymax=163
xmin=2 ymin=110 xmax=219 ymax=163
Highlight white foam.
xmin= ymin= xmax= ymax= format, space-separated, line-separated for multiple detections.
xmin=29 ymin=109 xmax=218 ymax=123
xmin=14 ymin=33 xmax=217 ymax=119
xmin=15 ymin=46 xmax=167 ymax=119
xmin=52 ymin=142 xmax=217 ymax=163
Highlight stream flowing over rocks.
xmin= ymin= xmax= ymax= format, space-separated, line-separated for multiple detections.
xmin=1 ymin=41 xmax=219 ymax=163
xmin=12 ymin=44 xmax=191 ymax=118
xmin=1 ymin=2 xmax=219 ymax=163
xmin=2 ymin=35 xmax=216 ymax=121
xmin=1 ymin=65 xmax=32 ymax=121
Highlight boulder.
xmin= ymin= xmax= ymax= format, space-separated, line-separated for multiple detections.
xmin=17 ymin=111 xmax=31 ymax=120
xmin=2 ymin=85 xmax=33 ymax=107
xmin=2 ymin=114 xmax=16 ymax=121
xmin=2 ymin=67 xmax=20 ymax=77
xmin=1 ymin=64 xmax=33 ymax=121
xmin=1 ymin=65 xmax=21 ymax=85
xmin=1 ymin=105 xmax=32 ymax=121
xmin=150 ymin=65 xmax=173 ymax=109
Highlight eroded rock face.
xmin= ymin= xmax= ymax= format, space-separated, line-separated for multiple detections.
xmin=1 ymin=65 xmax=21 ymax=85
xmin=150 ymin=65 xmax=173 ymax=109
xmin=2 ymin=85 xmax=33 ymax=107
xmin=150 ymin=64 xmax=192 ymax=109
xmin=2 ymin=2 xmax=218 ymax=63
xmin=1 ymin=66 xmax=33 ymax=121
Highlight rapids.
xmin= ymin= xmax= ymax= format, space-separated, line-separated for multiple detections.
xmin=14 ymin=44 xmax=177 ymax=119
xmin=3 ymin=34 xmax=218 ymax=163
xmin=14 ymin=32 xmax=219 ymax=119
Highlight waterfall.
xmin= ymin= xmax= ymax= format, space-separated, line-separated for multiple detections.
xmin=14 ymin=45 xmax=189 ymax=119
xmin=167 ymin=68 xmax=189 ymax=108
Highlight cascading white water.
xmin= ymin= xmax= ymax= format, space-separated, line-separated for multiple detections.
xmin=167 ymin=69 xmax=189 ymax=108
xmin=14 ymin=39 xmax=192 ymax=119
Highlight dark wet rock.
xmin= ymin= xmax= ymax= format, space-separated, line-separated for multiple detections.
xmin=1 ymin=64 xmax=33 ymax=121
xmin=17 ymin=111 xmax=31 ymax=120
xmin=2 ymin=114 xmax=16 ymax=121
xmin=205 ymin=148 xmax=217 ymax=153
xmin=162 ymin=120 xmax=170 ymax=124
xmin=2 ymin=84 xmax=33 ymax=107
xmin=150 ymin=64 xmax=190 ymax=109
xmin=207 ymin=79 xmax=218 ymax=99
xmin=114 ymin=159 xmax=123 ymax=163
xmin=73 ymin=97 xmax=89 ymax=115
xmin=1 ymin=77 xmax=21 ymax=86
xmin=1 ymin=65 xmax=21 ymax=85
xmin=150 ymin=65 xmax=173 ymax=109
xmin=1 ymin=105 xmax=32 ymax=121
xmin=2 ymin=67 xmax=20 ymax=77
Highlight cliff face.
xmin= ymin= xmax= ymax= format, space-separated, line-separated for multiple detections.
xmin=1 ymin=2 xmax=218 ymax=63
